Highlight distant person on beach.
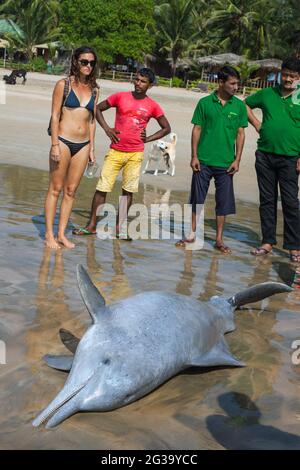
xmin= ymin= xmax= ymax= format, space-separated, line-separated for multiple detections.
xmin=47 ymin=59 xmax=53 ymax=74
xmin=246 ymin=57 xmax=300 ymax=262
xmin=176 ymin=66 xmax=248 ymax=252
xmin=44 ymin=45 xmax=99 ymax=249
xmin=72 ymin=68 xmax=171 ymax=239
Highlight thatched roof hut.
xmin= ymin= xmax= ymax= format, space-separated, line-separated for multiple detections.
xmin=250 ymin=58 xmax=282 ymax=70
xmin=197 ymin=53 xmax=244 ymax=66
xmin=196 ymin=54 xmax=282 ymax=70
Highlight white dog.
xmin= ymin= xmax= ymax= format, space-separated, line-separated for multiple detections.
xmin=143 ymin=133 xmax=177 ymax=177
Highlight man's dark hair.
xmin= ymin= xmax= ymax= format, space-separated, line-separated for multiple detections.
xmin=281 ymin=57 xmax=300 ymax=73
xmin=218 ymin=66 xmax=240 ymax=82
xmin=137 ymin=67 xmax=156 ymax=84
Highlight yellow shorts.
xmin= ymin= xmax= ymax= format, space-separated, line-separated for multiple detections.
xmin=96 ymin=149 xmax=144 ymax=193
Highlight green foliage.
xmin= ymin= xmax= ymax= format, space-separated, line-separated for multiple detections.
xmin=156 ymin=76 xmax=172 ymax=87
xmin=171 ymin=76 xmax=184 ymax=87
xmin=52 ymin=64 xmax=67 ymax=75
xmin=29 ymin=56 xmax=46 ymax=71
xmin=1 ymin=0 xmax=300 ymax=78
xmin=153 ymin=0 xmax=201 ymax=76
xmin=1 ymin=0 xmax=60 ymax=59
xmin=272 ymin=0 xmax=300 ymax=56
xmin=204 ymin=0 xmax=274 ymax=58
xmin=60 ymin=0 xmax=155 ymax=63
xmin=186 ymin=70 xmax=202 ymax=81
xmin=235 ymin=61 xmax=260 ymax=84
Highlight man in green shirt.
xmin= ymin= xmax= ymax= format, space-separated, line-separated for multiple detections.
xmin=176 ymin=66 xmax=248 ymax=252
xmin=246 ymin=57 xmax=300 ymax=262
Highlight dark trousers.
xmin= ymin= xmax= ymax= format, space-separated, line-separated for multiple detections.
xmin=190 ymin=164 xmax=236 ymax=216
xmin=255 ymin=150 xmax=300 ymax=250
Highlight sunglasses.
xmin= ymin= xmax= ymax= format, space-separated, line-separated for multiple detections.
xmin=78 ymin=59 xmax=96 ymax=67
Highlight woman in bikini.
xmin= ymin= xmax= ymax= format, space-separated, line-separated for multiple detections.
xmin=44 ymin=45 xmax=99 ymax=249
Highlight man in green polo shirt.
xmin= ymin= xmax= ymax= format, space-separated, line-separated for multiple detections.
xmin=176 ymin=66 xmax=248 ymax=252
xmin=246 ymin=57 xmax=300 ymax=262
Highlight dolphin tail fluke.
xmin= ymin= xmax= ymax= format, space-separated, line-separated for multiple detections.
xmin=76 ymin=265 xmax=106 ymax=323
xmin=228 ymin=282 xmax=293 ymax=309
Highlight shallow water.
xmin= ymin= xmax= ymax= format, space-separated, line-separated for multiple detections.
xmin=0 ymin=163 xmax=300 ymax=450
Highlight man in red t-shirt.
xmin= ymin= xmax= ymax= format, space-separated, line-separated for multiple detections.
xmin=73 ymin=68 xmax=171 ymax=238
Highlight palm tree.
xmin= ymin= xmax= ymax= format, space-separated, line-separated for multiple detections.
xmin=276 ymin=0 xmax=300 ymax=56
xmin=0 ymin=0 xmax=60 ymax=23
xmin=2 ymin=0 xmax=60 ymax=60
xmin=206 ymin=0 xmax=273 ymax=58
xmin=154 ymin=0 xmax=201 ymax=76
xmin=235 ymin=61 xmax=259 ymax=86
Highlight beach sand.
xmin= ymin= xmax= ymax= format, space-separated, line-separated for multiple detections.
xmin=0 ymin=72 xmax=300 ymax=450
xmin=0 ymin=71 xmax=261 ymax=202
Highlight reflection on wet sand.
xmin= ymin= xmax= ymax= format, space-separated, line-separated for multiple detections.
xmin=0 ymin=164 xmax=300 ymax=449
xmin=206 ymin=392 xmax=300 ymax=450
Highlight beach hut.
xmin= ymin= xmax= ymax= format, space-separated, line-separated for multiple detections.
xmin=197 ymin=53 xmax=244 ymax=66
xmin=32 ymin=41 xmax=64 ymax=60
xmin=196 ymin=53 xmax=244 ymax=80
xmin=249 ymin=58 xmax=282 ymax=85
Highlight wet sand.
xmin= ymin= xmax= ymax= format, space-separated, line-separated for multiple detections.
xmin=0 ymin=163 xmax=300 ymax=449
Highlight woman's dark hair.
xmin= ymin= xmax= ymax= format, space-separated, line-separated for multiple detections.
xmin=70 ymin=45 xmax=99 ymax=89
xmin=281 ymin=57 xmax=300 ymax=73
xmin=218 ymin=66 xmax=240 ymax=82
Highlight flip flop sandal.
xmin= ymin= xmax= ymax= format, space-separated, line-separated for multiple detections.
xmin=290 ymin=253 xmax=300 ymax=263
xmin=116 ymin=233 xmax=132 ymax=241
xmin=175 ymin=238 xmax=195 ymax=248
xmin=214 ymin=243 xmax=231 ymax=254
xmin=72 ymin=227 xmax=96 ymax=236
xmin=251 ymin=247 xmax=272 ymax=256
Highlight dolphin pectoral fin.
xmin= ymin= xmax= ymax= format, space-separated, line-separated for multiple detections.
xmin=228 ymin=282 xmax=293 ymax=309
xmin=77 ymin=265 xmax=106 ymax=323
xmin=189 ymin=339 xmax=245 ymax=368
xmin=43 ymin=354 xmax=73 ymax=371
xmin=59 ymin=328 xmax=80 ymax=354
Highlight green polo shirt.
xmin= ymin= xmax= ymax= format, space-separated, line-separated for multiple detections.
xmin=245 ymin=85 xmax=300 ymax=157
xmin=191 ymin=92 xmax=248 ymax=167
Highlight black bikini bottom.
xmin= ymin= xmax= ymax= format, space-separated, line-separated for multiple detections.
xmin=58 ymin=136 xmax=90 ymax=157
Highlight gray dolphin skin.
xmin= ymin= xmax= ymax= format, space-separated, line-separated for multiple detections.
xmin=32 ymin=265 xmax=292 ymax=429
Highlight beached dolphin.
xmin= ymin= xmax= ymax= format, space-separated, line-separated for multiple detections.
xmin=32 ymin=265 xmax=292 ymax=428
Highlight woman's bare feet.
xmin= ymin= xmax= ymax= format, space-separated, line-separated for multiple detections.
xmin=45 ymin=235 xmax=61 ymax=250
xmin=57 ymin=235 xmax=75 ymax=249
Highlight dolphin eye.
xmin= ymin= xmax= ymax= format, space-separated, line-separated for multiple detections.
xmin=103 ymin=358 xmax=110 ymax=365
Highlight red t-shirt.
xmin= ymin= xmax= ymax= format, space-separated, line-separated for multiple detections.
xmin=106 ymin=92 xmax=164 ymax=152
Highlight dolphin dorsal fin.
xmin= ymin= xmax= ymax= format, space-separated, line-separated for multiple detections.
xmin=76 ymin=265 xmax=106 ymax=323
